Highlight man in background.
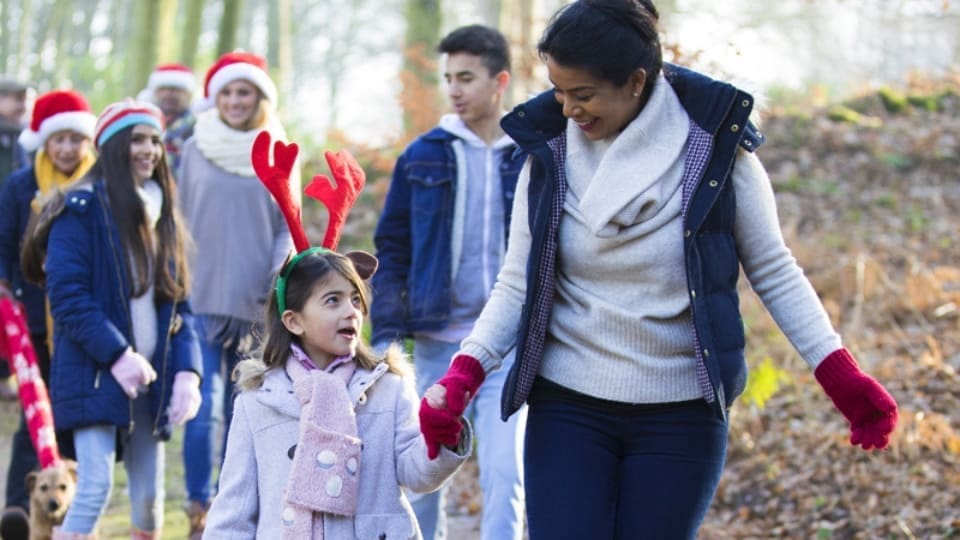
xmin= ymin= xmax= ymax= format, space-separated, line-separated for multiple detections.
xmin=0 ymin=75 xmax=30 ymax=403
xmin=141 ymin=63 xmax=196 ymax=174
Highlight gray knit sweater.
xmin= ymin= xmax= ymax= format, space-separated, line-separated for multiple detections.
xmin=177 ymin=137 xmax=293 ymax=326
xmin=461 ymin=75 xmax=841 ymax=403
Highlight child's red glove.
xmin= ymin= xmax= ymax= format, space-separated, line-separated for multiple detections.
xmin=814 ymin=348 xmax=898 ymax=450
xmin=418 ymin=354 xmax=486 ymax=459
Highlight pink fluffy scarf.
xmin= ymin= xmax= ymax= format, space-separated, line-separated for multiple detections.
xmin=280 ymin=346 xmax=361 ymax=539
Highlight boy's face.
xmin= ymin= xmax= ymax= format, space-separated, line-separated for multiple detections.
xmin=443 ymin=52 xmax=506 ymax=127
xmin=0 ymin=91 xmax=27 ymax=123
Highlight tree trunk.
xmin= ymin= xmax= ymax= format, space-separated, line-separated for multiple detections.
xmin=400 ymin=0 xmax=442 ymax=141
xmin=179 ymin=0 xmax=205 ymax=68
xmin=217 ymin=0 xmax=244 ymax=56
xmin=107 ymin=0 xmax=128 ymax=61
xmin=267 ymin=0 xmax=292 ymax=115
xmin=157 ymin=0 xmax=180 ymax=62
xmin=0 ymin=0 xmax=9 ymax=73
xmin=501 ymin=0 xmax=536 ymax=107
xmin=130 ymin=0 xmax=162 ymax=96
xmin=13 ymin=0 xmax=34 ymax=77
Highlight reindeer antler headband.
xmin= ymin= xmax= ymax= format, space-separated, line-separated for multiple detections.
xmin=251 ymin=131 xmax=377 ymax=314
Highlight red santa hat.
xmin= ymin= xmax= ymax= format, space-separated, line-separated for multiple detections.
xmin=193 ymin=52 xmax=277 ymax=113
xmin=147 ymin=63 xmax=196 ymax=93
xmin=18 ymin=90 xmax=96 ymax=153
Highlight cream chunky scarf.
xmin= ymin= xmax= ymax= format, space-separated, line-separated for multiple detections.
xmin=194 ymin=108 xmax=291 ymax=177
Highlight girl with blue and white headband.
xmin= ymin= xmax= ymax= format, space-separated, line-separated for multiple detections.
xmin=32 ymin=99 xmax=203 ymax=540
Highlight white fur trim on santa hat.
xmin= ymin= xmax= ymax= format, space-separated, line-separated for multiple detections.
xmin=18 ymin=110 xmax=97 ymax=153
xmin=193 ymin=62 xmax=277 ymax=113
xmin=148 ymin=69 xmax=196 ymax=93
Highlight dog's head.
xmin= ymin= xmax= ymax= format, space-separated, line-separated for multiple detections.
xmin=26 ymin=460 xmax=77 ymax=523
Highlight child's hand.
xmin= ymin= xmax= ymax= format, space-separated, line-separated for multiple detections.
xmin=419 ymin=397 xmax=464 ymax=460
xmin=419 ymin=354 xmax=485 ymax=459
xmin=423 ymin=383 xmax=450 ymax=409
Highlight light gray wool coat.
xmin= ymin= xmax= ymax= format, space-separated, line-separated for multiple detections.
xmin=203 ymin=360 xmax=472 ymax=539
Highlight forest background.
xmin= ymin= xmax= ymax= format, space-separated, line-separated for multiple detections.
xmin=1 ymin=0 xmax=960 ymax=538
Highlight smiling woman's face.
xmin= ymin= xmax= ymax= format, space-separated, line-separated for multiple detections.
xmin=216 ymin=80 xmax=261 ymax=131
xmin=546 ymin=54 xmax=646 ymax=141
xmin=43 ymin=130 xmax=91 ymax=176
xmin=128 ymin=124 xmax=162 ymax=185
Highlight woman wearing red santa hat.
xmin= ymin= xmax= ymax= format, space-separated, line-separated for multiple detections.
xmin=0 ymin=89 xmax=96 ymax=536
xmin=24 ymin=99 xmax=202 ymax=539
xmin=176 ymin=51 xmax=299 ymax=538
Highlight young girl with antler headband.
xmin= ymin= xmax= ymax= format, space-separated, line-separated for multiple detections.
xmin=203 ymin=132 xmax=471 ymax=539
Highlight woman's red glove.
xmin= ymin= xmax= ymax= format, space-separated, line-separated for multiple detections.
xmin=814 ymin=348 xmax=898 ymax=450
xmin=419 ymin=354 xmax=486 ymax=459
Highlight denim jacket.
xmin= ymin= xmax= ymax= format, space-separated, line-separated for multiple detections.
xmin=499 ymin=64 xmax=764 ymax=421
xmin=371 ymin=126 xmax=525 ymax=345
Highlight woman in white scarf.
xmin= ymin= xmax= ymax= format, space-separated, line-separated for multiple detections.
xmin=176 ymin=51 xmax=301 ymax=540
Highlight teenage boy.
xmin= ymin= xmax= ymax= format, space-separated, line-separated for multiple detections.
xmin=371 ymin=25 xmax=527 ymax=540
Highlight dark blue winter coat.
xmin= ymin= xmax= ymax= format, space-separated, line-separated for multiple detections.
xmin=0 ymin=166 xmax=47 ymax=334
xmin=45 ymin=180 xmax=202 ymax=439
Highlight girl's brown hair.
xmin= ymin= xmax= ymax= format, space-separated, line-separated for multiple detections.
xmin=97 ymin=124 xmax=190 ymax=300
xmin=236 ymin=250 xmax=408 ymax=391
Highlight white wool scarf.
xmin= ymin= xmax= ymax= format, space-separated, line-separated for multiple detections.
xmin=194 ymin=108 xmax=291 ymax=177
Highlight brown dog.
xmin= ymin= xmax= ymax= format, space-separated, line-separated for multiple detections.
xmin=25 ymin=460 xmax=77 ymax=540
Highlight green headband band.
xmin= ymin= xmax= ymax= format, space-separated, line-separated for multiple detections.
xmin=275 ymin=247 xmax=329 ymax=314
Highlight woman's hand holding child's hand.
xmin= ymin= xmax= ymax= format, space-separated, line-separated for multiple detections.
xmin=110 ymin=348 xmax=157 ymax=399
xmin=419 ymin=354 xmax=486 ymax=459
xmin=168 ymin=371 xmax=202 ymax=425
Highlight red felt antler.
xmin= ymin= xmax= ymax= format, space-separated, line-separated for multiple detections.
xmin=0 ymin=298 xmax=60 ymax=469
xmin=305 ymin=150 xmax=366 ymax=251
xmin=251 ymin=131 xmax=366 ymax=252
xmin=251 ymin=131 xmax=309 ymax=252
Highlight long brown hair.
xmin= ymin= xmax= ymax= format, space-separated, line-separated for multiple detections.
xmin=236 ymin=250 xmax=408 ymax=391
xmin=94 ymin=124 xmax=190 ymax=301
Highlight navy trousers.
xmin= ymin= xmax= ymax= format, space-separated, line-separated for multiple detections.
xmin=524 ymin=378 xmax=728 ymax=540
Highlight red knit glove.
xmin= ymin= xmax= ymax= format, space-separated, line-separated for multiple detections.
xmin=419 ymin=354 xmax=486 ymax=460
xmin=814 ymin=348 xmax=898 ymax=450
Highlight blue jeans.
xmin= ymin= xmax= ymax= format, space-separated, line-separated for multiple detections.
xmin=524 ymin=378 xmax=728 ymax=540
xmin=182 ymin=328 xmax=243 ymax=504
xmin=60 ymin=395 xmax=163 ymax=533
xmin=409 ymin=336 xmax=526 ymax=540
